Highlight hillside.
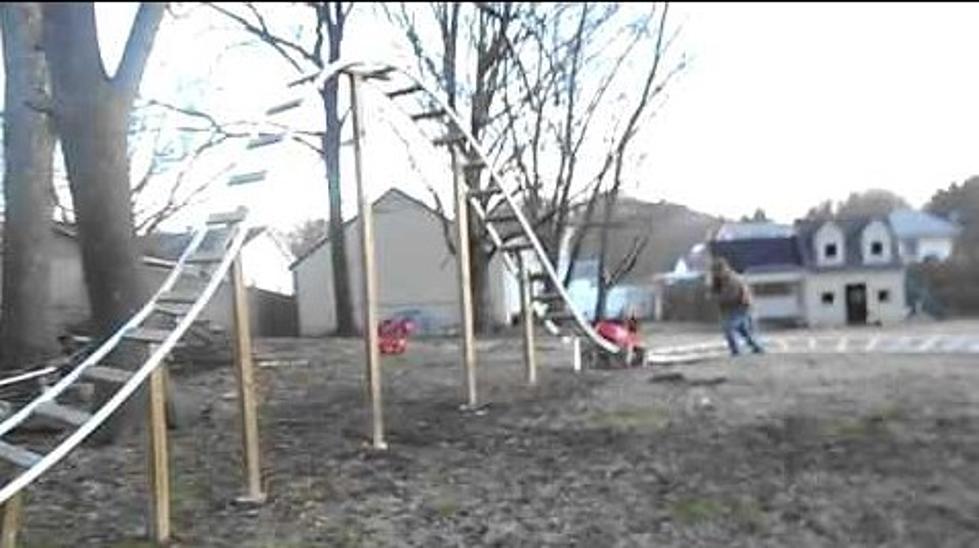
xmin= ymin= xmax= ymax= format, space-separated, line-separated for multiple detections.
xmin=569 ymin=195 xmax=723 ymax=282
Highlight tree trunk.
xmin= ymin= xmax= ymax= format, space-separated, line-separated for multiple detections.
xmin=0 ymin=3 xmax=58 ymax=374
xmin=321 ymin=9 xmax=356 ymax=336
xmin=42 ymin=2 xmax=164 ymax=443
xmin=468 ymin=218 xmax=493 ymax=333
xmin=42 ymin=3 xmax=162 ymax=336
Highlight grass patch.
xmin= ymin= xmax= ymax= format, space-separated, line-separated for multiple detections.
xmin=430 ymin=496 xmax=460 ymax=518
xmin=669 ymin=496 xmax=769 ymax=531
xmin=823 ymin=403 xmax=906 ymax=439
xmin=589 ymin=406 xmax=669 ymax=431
xmin=669 ymin=497 xmax=726 ymax=524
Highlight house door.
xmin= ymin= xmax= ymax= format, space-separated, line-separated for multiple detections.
xmin=845 ymin=283 xmax=868 ymax=324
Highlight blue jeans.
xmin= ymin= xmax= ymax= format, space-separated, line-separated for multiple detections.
xmin=722 ymin=310 xmax=764 ymax=356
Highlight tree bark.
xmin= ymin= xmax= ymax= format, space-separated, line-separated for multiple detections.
xmin=321 ymin=2 xmax=356 ymax=336
xmin=43 ymin=3 xmax=165 ymax=443
xmin=42 ymin=2 xmax=164 ymax=336
xmin=0 ymin=3 xmax=58 ymax=373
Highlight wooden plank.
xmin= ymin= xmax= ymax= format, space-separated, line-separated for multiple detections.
xmin=468 ymin=187 xmax=501 ymax=199
xmin=35 ymin=402 xmax=90 ymax=427
xmin=410 ymin=109 xmax=446 ymax=121
xmin=82 ymin=366 xmax=130 ymax=385
xmin=123 ymin=328 xmax=172 ymax=345
xmin=186 ymin=252 xmax=225 ymax=265
xmin=432 ymin=133 xmax=466 ymax=147
xmin=147 ymin=362 xmax=171 ymax=544
xmin=228 ymin=170 xmax=267 ymax=186
xmin=207 ymin=209 xmax=247 ymax=225
xmin=158 ymin=291 xmax=199 ymax=304
xmin=154 ymin=303 xmax=193 ymax=317
xmin=0 ymin=441 xmax=40 ymax=468
xmin=519 ymin=257 xmax=537 ymax=386
xmin=499 ymin=241 xmax=534 ymax=253
xmin=451 ymin=146 xmax=479 ymax=409
xmin=349 ymin=74 xmax=387 ymax=450
xmin=266 ymin=97 xmax=303 ymax=116
xmin=485 ymin=212 xmax=519 ymax=223
xmin=231 ymin=258 xmax=265 ymax=502
xmin=0 ymin=492 xmax=23 ymax=548
xmin=386 ymin=84 xmax=424 ymax=98
xmin=362 ymin=66 xmax=396 ymax=80
xmin=246 ymin=133 xmax=285 ymax=149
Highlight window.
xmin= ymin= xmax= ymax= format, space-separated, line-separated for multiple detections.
xmin=878 ymin=290 xmax=890 ymax=303
xmin=871 ymin=241 xmax=883 ymax=256
xmin=824 ymin=243 xmax=838 ymax=259
xmin=753 ymin=283 xmax=793 ymax=296
xmin=821 ymin=292 xmax=835 ymax=305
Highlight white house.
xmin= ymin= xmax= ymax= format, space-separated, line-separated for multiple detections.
xmin=707 ymin=217 xmax=908 ymax=327
xmin=887 ymin=209 xmax=961 ymax=263
xmin=290 ymin=188 xmax=512 ymax=336
xmin=795 ymin=218 xmax=907 ymax=326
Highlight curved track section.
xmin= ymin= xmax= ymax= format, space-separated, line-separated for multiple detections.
xmin=261 ymin=59 xmax=621 ymax=355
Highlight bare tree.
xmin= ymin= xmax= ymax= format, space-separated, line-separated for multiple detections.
xmin=42 ymin=2 xmax=166 ymax=336
xmin=0 ymin=2 xmax=58 ymax=372
xmin=490 ymin=3 xmax=684 ymax=320
xmin=287 ymin=218 xmax=330 ymax=258
xmin=386 ymin=2 xmax=527 ymax=333
xmin=207 ymin=2 xmax=360 ymax=335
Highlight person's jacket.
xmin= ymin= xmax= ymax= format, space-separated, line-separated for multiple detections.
xmin=711 ymin=272 xmax=752 ymax=315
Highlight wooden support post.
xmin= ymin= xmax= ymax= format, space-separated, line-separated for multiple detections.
xmin=450 ymin=147 xmax=478 ymax=408
xmin=518 ymin=256 xmax=537 ymax=386
xmin=0 ymin=492 xmax=23 ymax=548
xmin=147 ymin=346 xmax=170 ymax=545
xmin=231 ymin=256 xmax=266 ymax=502
xmin=572 ymin=337 xmax=582 ymax=373
xmin=349 ymin=73 xmax=387 ymax=450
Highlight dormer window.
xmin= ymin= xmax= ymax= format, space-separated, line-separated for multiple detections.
xmin=860 ymin=220 xmax=892 ymax=264
xmin=815 ymin=222 xmax=845 ymax=266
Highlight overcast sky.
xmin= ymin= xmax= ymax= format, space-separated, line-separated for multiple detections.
xmin=58 ymin=2 xmax=979 ymax=230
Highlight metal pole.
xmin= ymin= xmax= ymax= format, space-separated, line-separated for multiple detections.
xmin=231 ymin=256 xmax=265 ymax=502
xmin=146 ymin=345 xmax=170 ymax=544
xmin=572 ymin=337 xmax=582 ymax=373
xmin=349 ymin=73 xmax=387 ymax=449
xmin=450 ymin=147 xmax=478 ymax=408
xmin=518 ymin=256 xmax=537 ymax=385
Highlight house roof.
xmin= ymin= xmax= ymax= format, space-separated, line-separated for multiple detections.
xmin=713 ymin=221 xmax=795 ymax=241
xmin=887 ymin=208 xmax=961 ymax=239
xmin=794 ymin=217 xmax=902 ymax=270
xmin=288 ymin=187 xmax=446 ymax=269
xmin=709 ymin=237 xmax=804 ymax=274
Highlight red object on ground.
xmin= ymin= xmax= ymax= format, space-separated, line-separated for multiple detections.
xmin=378 ymin=318 xmax=416 ymax=355
xmin=595 ymin=320 xmax=640 ymax=349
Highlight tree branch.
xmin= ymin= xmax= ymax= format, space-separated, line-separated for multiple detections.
xmin=113 ymin=2 xmax=166 ymax=100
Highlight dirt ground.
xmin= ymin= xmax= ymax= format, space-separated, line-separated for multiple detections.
xmin=13 ymin=321 xmax=979 ymax=547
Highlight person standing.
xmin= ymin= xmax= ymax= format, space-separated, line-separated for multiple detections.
xmin=709 ymin=257 xmax=764 ymax=356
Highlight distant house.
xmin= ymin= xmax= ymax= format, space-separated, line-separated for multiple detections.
xmin=886 ymin=209 xmax=961 ymax=263
xmin=710 ymin=236 xmax=807 ymax=324
xmin=708 ymin=216 xmax=908 ymax=327
xmin=290 ymin=188 xmax=511 ymax=336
